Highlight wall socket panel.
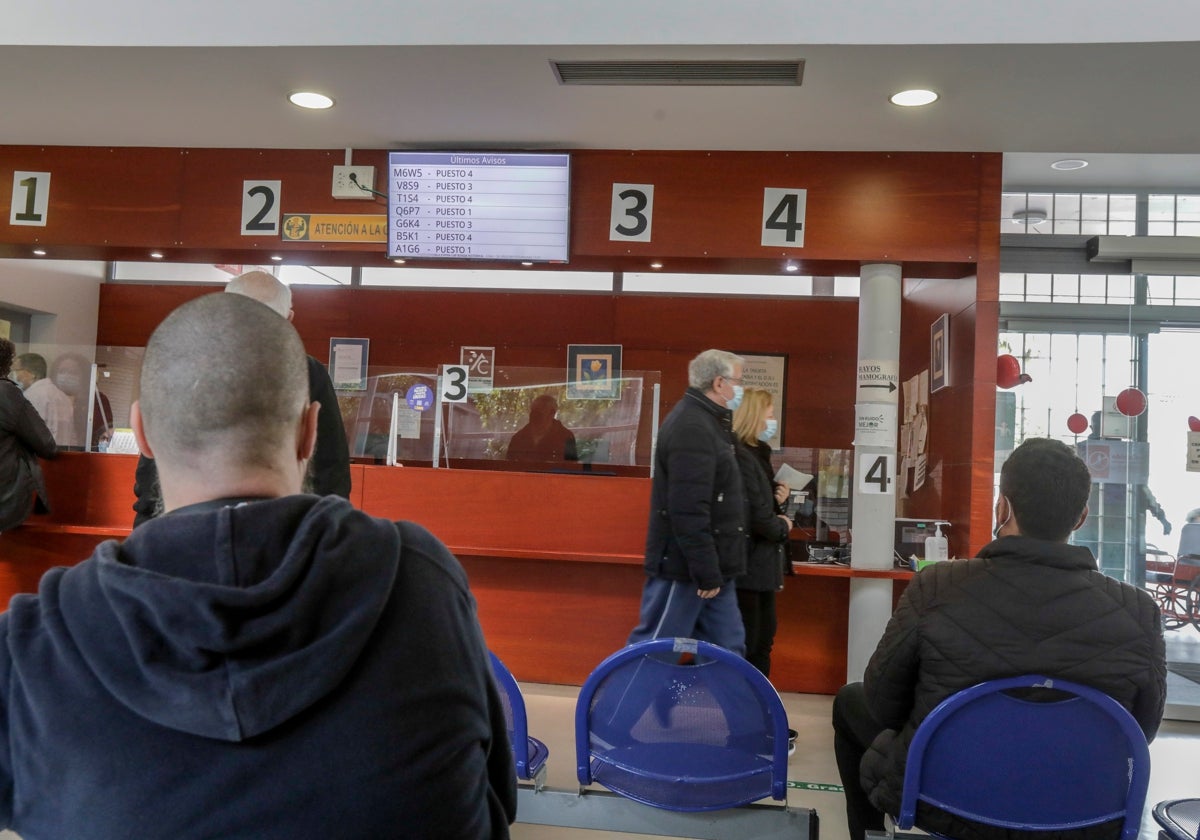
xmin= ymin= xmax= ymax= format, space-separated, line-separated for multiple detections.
xmin=331 ymin=165 xmax=376 ymax=199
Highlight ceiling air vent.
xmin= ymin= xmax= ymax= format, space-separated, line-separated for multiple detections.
xmin=551 ymin=60 xmax=804 ymax=86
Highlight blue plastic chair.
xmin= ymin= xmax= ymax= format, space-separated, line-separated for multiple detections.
xmin=488 ymin=651 xmax=549 ymax=787
xmin=575 ymin=638 xmax=790 ymax=812
xmin=1153 ymin=799 xmax=1200 ymax=840
xmin=898 ymin=675 xmax=1151 ymax=840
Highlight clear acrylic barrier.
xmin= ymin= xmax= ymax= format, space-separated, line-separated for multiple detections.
xmin=338 ymin=366 xmax=661 ymax=471
xmin=4 ymin=343 xmax=138 ymax=452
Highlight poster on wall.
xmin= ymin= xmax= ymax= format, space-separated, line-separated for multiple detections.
xmin=930 ymin=314 xmax=950 ymax=393
xmin=329 ymin=337 xmax=369 ymax=391
xmin=459 ymin=346 xmax=495 ymax=394
xmin=567 ymin=344 xmax=622 ymax=400
xmin=737 ymin=352 xmax=788 ymax=448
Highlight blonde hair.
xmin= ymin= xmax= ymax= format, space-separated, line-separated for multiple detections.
xmin=732 ymin=388 xmax=773 ymax=445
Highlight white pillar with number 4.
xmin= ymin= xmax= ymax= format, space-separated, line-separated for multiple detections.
xmin=847 ymin=262 xmax=902 ymax=683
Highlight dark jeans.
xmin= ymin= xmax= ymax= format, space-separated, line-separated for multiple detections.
xmin=832 ymin=682 xmax=887 ymax=840
xmin=735 ymin=588 xmax=777 ymax=677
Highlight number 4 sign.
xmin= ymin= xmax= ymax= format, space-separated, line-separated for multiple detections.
xmin=761 ymin=187 xmax=806 ymax=247
xmin=858 ymin=453 xmax=895 ymax=495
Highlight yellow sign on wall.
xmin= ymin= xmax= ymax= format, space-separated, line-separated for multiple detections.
xmin=281 ymin=214 xmax=386 ymax=243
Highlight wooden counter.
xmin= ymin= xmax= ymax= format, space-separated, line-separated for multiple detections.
xmin=2 ymin=454 xmax=908 ymax=694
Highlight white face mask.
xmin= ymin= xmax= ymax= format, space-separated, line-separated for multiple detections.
xmin=758 ymin=418 xmax=778 ymax=442
xmin=725 ymin=384 xmax=744 ymax=411
xmin=55 ymin=373 xmax=82 ymax=394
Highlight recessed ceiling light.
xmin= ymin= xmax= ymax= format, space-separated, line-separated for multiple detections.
xmin=149 ymin=251 xmax=164 ymax=259
xmin=393 ymin=258 xmax=407 ymax=265
xmin=270 ymin=255 xmax=283 ymax=261
xmin=889 ymin=89 xmax=938 ymax=107
xmin=32 ymin=249 xmax=46 ymax=256
xmin=650 ymin=261 xmax=664 ymax=269
xmin=288 ymin=91 xmax=334 ymax=110
xmin=1050 ymin=159 xmax=1089 ymax=171
xmin=1011 ymin=209 xmax=1048 ymax=225
xmin=521 ymin=261 xmax=534 ymax=266
xmin=784 ymin=261 xmax=799 ymax=272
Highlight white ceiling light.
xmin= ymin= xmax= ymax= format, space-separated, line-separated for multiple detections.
xmin=270 ymin=255 xmax=283 ymax=261
xmin=1050 ymin=159 xmax=1089 ymax=171
xmin=149 ymin=251 xmax=164 ymax=259
xmin=1010 ymin=208 xmax=1048 ymax=225
xmin=889 ymin=89 xmax=938 ymax=107
xmin=32 ymin=249 xmax=46 ymax=256
xmin=288 ymin=91 xmax=334 ymax=110
xmin=784 ymin=261 xmax=799 ymax=272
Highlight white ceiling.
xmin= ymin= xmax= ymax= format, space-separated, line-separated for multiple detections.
xmin=5 ymin=1 xmax=1200 ymax=192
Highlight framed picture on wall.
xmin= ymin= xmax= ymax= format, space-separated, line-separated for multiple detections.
xmin=736 ymin=352 xmax=788 ymax=448
xmin=567 ymin=344 xmax=622 ymax=400
xmin=930 ymin=314 xmax=950 ymax=393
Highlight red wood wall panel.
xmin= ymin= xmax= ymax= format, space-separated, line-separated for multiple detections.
xmin=2 ymin=146 xmax=995 ymax=277
xmin=571 ymin=151 xmax=987 ymax=263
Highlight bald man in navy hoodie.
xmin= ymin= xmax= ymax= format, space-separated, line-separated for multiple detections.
xmin=0 ymin=293 xmax=516 ymax=839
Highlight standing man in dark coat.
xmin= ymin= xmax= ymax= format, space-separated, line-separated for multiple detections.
xmin=0 ymin=293 xmax=516 ymax=839
xmin=0 ymin=338 xmax=58 ymax=532
xmin=628 ymin=348 xmax=749 ymax=655
xmin=133 ymin=270 xmax=350 ymax=526
xmin=832 ymin=437 xmax=1166 ymax=840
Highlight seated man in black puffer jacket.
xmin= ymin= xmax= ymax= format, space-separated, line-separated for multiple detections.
xmin=833 ymin=436 xmax=1165 ymax=840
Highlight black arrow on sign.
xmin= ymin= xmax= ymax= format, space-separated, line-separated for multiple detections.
xmin=861 ymin=381 xmax=898 ymax=393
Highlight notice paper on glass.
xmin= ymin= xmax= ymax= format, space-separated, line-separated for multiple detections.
xmin=330 ymin=338 xmax=369 ymax=391
xmin=774 ymin=463 xmax=814 ymax=491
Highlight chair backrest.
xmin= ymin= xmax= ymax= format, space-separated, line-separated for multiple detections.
xmin=488 ymin=650 xmax=548 ymax=781
xmin=575 ymin=638 xmax=790 ymax=812
xmin=1178 ymin=523 xmax=1200 ymax=561
xmin=899 ymin=675 xmax=1151 ymax=840
xmin=1153 ymin=798 xmax=1200 ymax=840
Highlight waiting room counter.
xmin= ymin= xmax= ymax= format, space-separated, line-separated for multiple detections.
xmin=5 ymin=454 xmax=908 ymax=694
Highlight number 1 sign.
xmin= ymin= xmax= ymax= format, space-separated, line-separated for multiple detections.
xmin=10 ymin=172 xmax=50 ymax=227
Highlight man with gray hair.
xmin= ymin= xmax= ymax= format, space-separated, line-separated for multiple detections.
xmin=628 ymin=348 xmax=749 ymax=654
xmin=0 ymin=293 xmax=516 ymax=838
xmin=132 ymin=270 xmax=350 ymax=526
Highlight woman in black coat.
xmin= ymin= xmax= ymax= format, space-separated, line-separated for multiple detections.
xmin=731 ymin=388 xmax=792 ymax=677
xmin=0 ymin=339 xmax=57 ymax=532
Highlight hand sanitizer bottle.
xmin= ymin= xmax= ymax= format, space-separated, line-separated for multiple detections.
xmin=925 ymin=523 xmax=949 ymax=563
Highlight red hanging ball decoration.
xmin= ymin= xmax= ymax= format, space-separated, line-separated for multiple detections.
xmin=1114 ymin=388 xmax=1146 ymax=417
xmin=1188 ymin=416 xmax=1200 ymax=433
xmin=1066 ymin=413 xmax=1089 ymax=435
xmin=996 ymin=354 xmax=1032 ymax=389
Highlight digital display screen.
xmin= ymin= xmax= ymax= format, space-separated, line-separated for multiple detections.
xmin=386 ymin=151 xmax=570 ymax=263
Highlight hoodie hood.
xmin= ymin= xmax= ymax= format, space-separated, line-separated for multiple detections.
xmin=49 ymin=495 xmax=400 ymax=742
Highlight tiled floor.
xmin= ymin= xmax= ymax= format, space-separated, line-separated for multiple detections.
xmin=513 ymin=676 xmax=1200 ymax=840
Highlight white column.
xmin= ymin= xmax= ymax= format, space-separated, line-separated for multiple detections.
xmin=847 ymin=262 xmax=902 ymax=682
